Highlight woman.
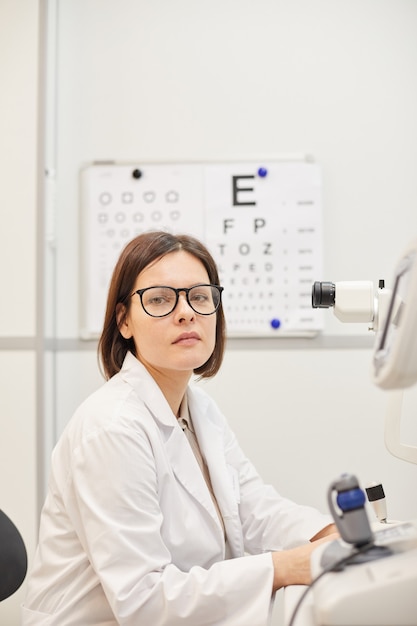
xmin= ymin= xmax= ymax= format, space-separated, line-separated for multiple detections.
xmin=23 ymin=231 xmax=336 ymax=625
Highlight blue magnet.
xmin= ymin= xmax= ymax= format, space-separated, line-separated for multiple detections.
xmin=270 ymin=318 xmax=281 ymax=330
xmin=257 ymin=167 xmax=268 ymax=178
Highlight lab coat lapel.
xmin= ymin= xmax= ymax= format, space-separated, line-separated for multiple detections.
xmin=121 ymin=355 xmax=223 ymax=528
xmin=164 ymin=427 xmax=223 ymax=537
xmin=188 ymin=388 xmax=245 ymax=557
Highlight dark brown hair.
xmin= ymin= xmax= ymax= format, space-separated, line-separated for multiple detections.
xmin=98 ymin=231 xmax=226 ymax=380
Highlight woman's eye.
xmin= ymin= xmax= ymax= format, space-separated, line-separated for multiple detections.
xmin=148 ymin=295 xmax=170 ymax=305
xmin=191 ymin=293 xmax=208 ymax=303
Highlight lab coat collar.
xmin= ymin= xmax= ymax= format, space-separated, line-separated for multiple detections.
xmin=120 ymin=352 xmax=178 ymax=428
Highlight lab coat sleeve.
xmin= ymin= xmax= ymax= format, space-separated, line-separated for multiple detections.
xmin=64 ymin=420 xmax=275 ymax=626
xmin=222 ymin=421 xmax=333 ymax=552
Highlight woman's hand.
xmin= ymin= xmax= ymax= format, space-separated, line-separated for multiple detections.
xmin=310 ymin=523 xmax=338 ymax=542
xmin=271 ymin=529 xmax=339 ymax=591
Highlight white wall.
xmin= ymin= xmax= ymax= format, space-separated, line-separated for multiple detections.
xmin=2 ymin=1 xmax=417 ymax=624
xmin=50 ymin=0 xmax=417 ymax=510
xmin=0 ymin=1 xmax=39 ymax=623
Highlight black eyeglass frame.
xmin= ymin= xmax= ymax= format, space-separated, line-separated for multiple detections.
xmin=130 ymin=284 xmax=224 ymax=318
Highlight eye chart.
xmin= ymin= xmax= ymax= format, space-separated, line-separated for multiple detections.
xmin=79 ymin=160 xmax=323 ymax=338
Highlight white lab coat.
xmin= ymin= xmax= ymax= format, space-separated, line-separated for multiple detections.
xmin=22 ymin=352 xmax=331 ymax=626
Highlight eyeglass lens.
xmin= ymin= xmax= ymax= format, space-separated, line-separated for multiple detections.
xmin=141 ymin=285 xmax=221 ymax=317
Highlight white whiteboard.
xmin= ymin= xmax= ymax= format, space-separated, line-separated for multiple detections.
xmin=80 ymin=160 xmax=323 ymax=338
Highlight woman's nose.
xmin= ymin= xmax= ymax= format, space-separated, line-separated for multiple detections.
xmin=175 ymin=293 xmax=195 ymax=319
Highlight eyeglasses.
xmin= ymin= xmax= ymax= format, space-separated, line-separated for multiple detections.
xmin=131 ymin=284 xmax=224 ymax=318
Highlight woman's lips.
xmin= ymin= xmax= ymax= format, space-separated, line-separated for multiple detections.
xmin=173 ymin=332 xmax=201 ymax=345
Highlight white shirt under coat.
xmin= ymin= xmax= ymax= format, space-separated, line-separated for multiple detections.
xmin=22 ymin=352 xmax=332 ymax=626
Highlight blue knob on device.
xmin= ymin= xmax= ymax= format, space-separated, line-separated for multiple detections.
xmin=328 ymin=474 xmax=374 ymax=546
xmin=337 ymin=487 xmax=366 ymax=512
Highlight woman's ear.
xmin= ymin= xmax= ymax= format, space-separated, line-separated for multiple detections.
xmin=116 ymin=303 xmax=132 ymax=339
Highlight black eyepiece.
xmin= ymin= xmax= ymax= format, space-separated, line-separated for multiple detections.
xmin=312 ymin=281 xmax=336 ymax=308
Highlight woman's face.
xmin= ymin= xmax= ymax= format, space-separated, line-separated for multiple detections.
xmin=119 ymin=250 xmax=217 ymax=381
